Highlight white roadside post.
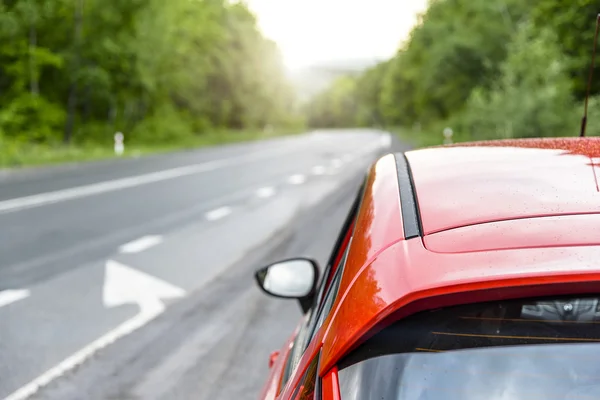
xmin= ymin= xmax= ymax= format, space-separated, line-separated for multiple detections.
xmin=114 ymin=132 xmax=124 ymax=156
xmin=443 ymin=127 xmax=454 ymax=145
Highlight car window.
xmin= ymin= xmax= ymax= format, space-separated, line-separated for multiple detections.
xmin=280 ymin=240 xmax=350 ymax=391
xmin=290 ymin=353 xmax=320 ymax=400
xmin=337 ymin=295 xmax=600 ymax=399
xmin=279 ymin=181 xmax=364 ymax=392
xmin=278 ymin=182 xmax=362 ymax=392
xmin=322 ymin=219 xmax=353 ymax=292
xmin=305 ymin=248 xmax=347 ymax=344
xmin=279 ymin=308 xmax=313 ymax=389
xmin=317 ymin=178 xmax=364 ymax=303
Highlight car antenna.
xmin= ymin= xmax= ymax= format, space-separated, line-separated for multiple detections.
xmin=580 ymin=13 xmax=600 ymax=137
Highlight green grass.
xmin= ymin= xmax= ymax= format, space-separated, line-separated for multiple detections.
xmin=386 ymin=125 xmax=474 ymax=149
xmin=386 ymin=126 xmax=442 ymax=148
xmin=0 ymin=128 xmax=303 ymax=169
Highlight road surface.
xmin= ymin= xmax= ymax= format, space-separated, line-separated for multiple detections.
xmin=0 ymin=129 xmax=407 ymax=400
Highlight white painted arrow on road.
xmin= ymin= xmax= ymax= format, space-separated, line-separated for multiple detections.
xmin=6 ymin=260 xmax=186 ymax=400
xmin=103 ymin=260 xmax=185 ymax=312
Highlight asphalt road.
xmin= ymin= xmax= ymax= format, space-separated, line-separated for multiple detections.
xmin=0 ymin=129 xmax=407 ymax=400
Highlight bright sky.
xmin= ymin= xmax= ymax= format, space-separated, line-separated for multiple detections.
xmin=247 ymin=0 xmax=428 ymax=70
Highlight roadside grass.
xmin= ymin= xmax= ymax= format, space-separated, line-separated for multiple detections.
xmin=386 ymin=126 xmax=443 ymax=149
xmin=0 ymin=128 xmax=303 ymax=169
xmin=386 ymin=124 xmax=474 ymax=149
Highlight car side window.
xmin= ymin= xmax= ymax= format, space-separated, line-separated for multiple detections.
xmin=290 ymin=354 xmax=320 ymax=400
xmin=316 ymin=256 xmax=344 ymax=330
xmin=279 ymin=308 xmax=313 ymax=389
xmin=278 ymin=181 xmax=364 ymax=392
xmin=305 ymin=247 xmax=347 ymax=344
xmin=279 ymin=244 xmax=349 ymax=391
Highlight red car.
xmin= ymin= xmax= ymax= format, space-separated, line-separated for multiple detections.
xmin=254 ymin=137 xmax=600 ymax=400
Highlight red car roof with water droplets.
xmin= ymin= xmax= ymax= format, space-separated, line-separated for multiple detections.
xmin=318 ymin=140 xmax=600 ymax=372
xmin=405 ymin=137 xmax=600 ymax=234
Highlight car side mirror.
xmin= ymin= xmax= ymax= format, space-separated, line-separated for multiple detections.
xmin=254 ymin=258 xmax=319 ymax=314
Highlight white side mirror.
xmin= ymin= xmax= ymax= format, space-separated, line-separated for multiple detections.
xmin=255 ymin=258 xmax=319 ymax=311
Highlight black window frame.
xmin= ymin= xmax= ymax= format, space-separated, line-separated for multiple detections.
xmin=278 ymin=178 xmax=366 ymax=391
xmin=289 ymin=351 xmax=321 ymax=400
xmin=337 ymin=294 xmax=600 ymax=400
xmin=305 ymin=248 xmax=347 ymax=345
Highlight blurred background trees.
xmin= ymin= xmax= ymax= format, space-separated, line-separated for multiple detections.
xmin=2 ymin=0 xmax=599 ymax=163
xmin=0 ymin=0 xmax=298 ymax=151
xmin=305 ymin=0 xmax=600 ymax=144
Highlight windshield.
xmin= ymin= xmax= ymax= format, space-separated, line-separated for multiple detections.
xmin=337 ymin=296 xmax=600 ymax=400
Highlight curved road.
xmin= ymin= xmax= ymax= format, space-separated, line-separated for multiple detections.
xmin=0 ymin=129 xmax=406 ymax=400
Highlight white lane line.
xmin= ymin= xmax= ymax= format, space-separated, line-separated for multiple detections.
xmin=0 ymin=146 xmax=305 ymax=215
xmin=1 ymin=186 xmax=257 ymax=277
xmin=256 ymin=187 xmax=276 ymax=199
xmin=0 ymin=164 xmax=224 ymax=214
xmin=311 ymin=166 xmax=326 ymax=175
xmin=288 ymin=174 xmax=306 ymax=185
xmin=4 ymin=261 xmax=185 ymax=400
xmin=331 ymin=159 xmax=343 ymax=168
xmin=0 ymin=289 xmax=30 ymax=308
xmin=205 ymin=206 xmax=232 ymax=221
xmin=118 ymin=235 xmax=163 ymax=254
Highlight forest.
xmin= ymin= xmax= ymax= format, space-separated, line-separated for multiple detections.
xmin=306 ymin=0 xmax=600 ymax=146
xmin=3 ymin=0 xmax=599 ymax=167
xmin=0 ymin=0 xmax=298 ymax=165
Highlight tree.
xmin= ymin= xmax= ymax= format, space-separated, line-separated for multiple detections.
xmin=460 ymin=23 xmax=577 ymax=140
xmin=306 ymin=76 xmax=359 ymax=128
xmin=0 ymin=0 xmax=298 ymax=152
xmin=532 ymin=0 xmax=600 ymax=99
xmin=306 ymin=0 xmax=589 ymax=144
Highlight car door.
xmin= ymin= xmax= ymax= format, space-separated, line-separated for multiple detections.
xmin=258 ymin=181 xmax=364 ymax=400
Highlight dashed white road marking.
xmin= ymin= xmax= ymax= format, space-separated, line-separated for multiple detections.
xmin=256 ymin=187 xmax=276 ymax=199
xmin=0 ymin=146 xmax=307 ymax=215
xmin=205 ymin=206 xmax=232 ymax=221
xmin=288 ymin=174 xmax=306 ymax=185
xmin=311 ymin=166 xmax=326 ymax=175
xmin=119 ymin=235 xmax=163 ymax=254
xmin=331 ymin=159 xmax=343 ymax=168
xmin=0 ymin=289 xmax=30 ymax=309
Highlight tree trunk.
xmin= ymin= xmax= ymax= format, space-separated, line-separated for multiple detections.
xmin=64 ymin=0 xmax=84 ymax=144
xmin=29 ymin=24 xmax=38 ymax=96
xmin=83 ymin=82 xmax=91 ymax=121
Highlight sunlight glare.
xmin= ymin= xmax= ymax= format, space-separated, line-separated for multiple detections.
xmin=247 ymin=0 xmax=428 ymax=70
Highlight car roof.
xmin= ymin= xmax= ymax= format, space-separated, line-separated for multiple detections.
xmin=318 ymin=137 xmax=600 ymax=374
xmin=407 ymin=137 xmax=600 ymax=234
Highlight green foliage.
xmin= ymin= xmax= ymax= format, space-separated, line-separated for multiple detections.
xmin=459 ymin=23 xmax=578 ymax=140
xmin=306 ymin=76 xmax=358 ymax=127
xmin=129 ymin=104 xmax=196 ymax=144
xmin=306 ymin=0 xmax=595 ymax=147
xmin=0 ymin=0 xmax=300 ymax=163
xmin=532 ymin=0 xmax=600 ymax=98
xmin=0 ymin=94 xmax=66 ymax=142
xmin=581 ymin=95 xmax=600 ymax=137
xmin=379 ymin=0 xmax=536 ymax=125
